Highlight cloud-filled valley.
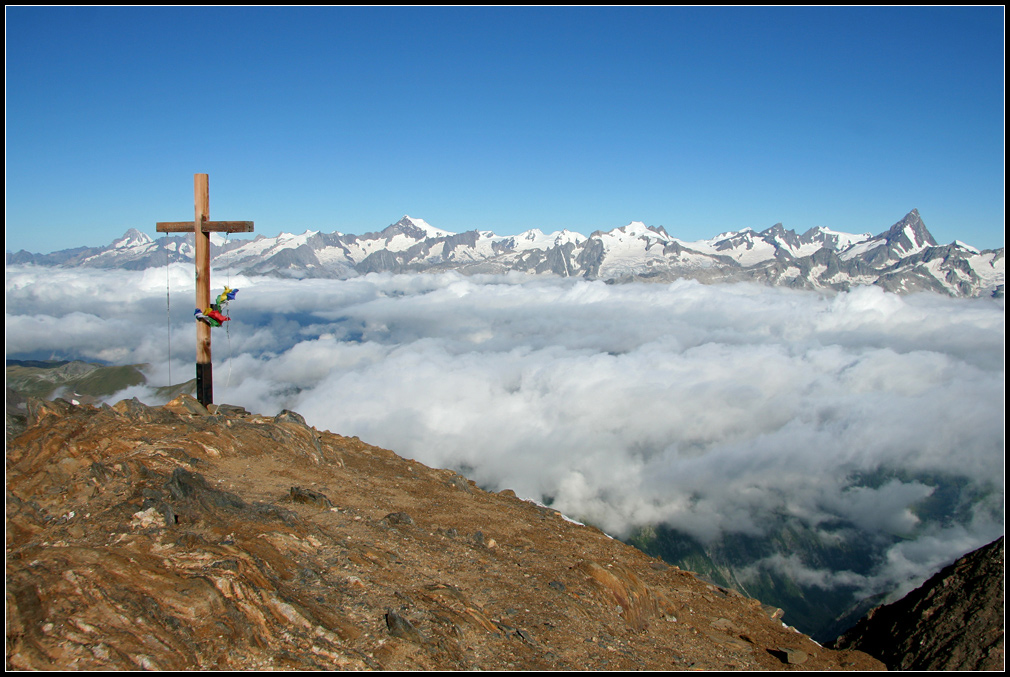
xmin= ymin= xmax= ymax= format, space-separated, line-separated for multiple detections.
xmin=6 ymin=265 xmax=1004 ymax=607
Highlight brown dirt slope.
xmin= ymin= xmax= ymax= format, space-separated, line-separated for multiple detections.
xmin=833 ymin=536 xmax=1004 ymax=671
xmin=6 ymin=395 xmax=884 ymax=671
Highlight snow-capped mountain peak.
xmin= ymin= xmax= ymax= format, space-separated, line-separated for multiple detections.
xmin=883 ymin=208 xmax=937 ymax=254
xmin=8 ymin=211 xmax=1001 ymax=298
xmin=621 ymin=221 xmax=653 ymax=235
xmin=111 ymin=229 xmax=153 ymax=249
xmin=800 ymin=226 xmax=873 ymax=249
xmin=397 ymin=215 xmax=454 ymax=239
xmin=507 ymin=228 xmax=587 ymax=251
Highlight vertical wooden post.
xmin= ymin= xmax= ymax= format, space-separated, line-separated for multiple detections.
xmin=156 ymin=174 xmax=253 ymax=409
xmin=194 ymin=174 xmax=213 ymax=406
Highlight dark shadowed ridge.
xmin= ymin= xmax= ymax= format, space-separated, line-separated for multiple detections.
xmin=832 ymin=536 xmax=1004 ymax=670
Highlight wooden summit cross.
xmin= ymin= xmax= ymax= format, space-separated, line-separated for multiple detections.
xmin=156 ymin=174 xmax=254 ymax=407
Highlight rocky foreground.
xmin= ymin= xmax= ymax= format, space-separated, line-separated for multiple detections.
xmin=5 ymin=396 xmax=884 ymax=670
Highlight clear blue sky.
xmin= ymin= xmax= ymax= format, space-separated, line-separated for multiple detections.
xmin=5 ymin=6 xmax=1005 ymax=253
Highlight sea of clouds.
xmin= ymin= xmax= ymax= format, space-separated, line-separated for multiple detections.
xmin=6 ymin=264 xmax=1004 ymax=600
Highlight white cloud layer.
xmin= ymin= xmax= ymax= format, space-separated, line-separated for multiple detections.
xmin=6 ymin=265 xmax=1005 ymax=597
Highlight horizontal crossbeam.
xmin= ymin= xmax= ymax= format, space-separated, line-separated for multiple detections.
xmin=156 ymin=221 xmax=255 ymax=233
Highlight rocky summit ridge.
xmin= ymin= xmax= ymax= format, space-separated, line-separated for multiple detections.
xmin=6 ymin=210 xmax=1003 ymax=298
xmin=5 ymin=396 xmax=883 ymax=671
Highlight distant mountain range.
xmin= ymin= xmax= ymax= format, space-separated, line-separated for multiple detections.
xmin=7 ymin=210 xmax=1003 ymax=298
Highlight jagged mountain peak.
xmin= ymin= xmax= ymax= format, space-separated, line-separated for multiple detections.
xmin=884 ymin=208 xmax=937 ymax=249
xmin=387 ymin=215 xmax=455 ymax=240
xmin=760 ymin=223 xmax=801 ymax=248
xmin=111 ymin=228 xmax=153 ymax=248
